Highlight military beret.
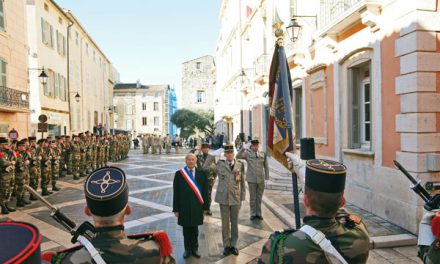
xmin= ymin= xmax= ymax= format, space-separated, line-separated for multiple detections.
xmin=250 ymin=139 xmax=259 ymax=144
xmin=201 ymin=142 xmax=209 ymax=148
xmin=306 ymin=159 xmax=347 ymax=193
xmin=28 ymin=136 xmax=37 ymax=141
xmin=0 ymin=221 xmax=41 ymax=263
xmin=55 ymin=136 xmax=60 ymax=140
xmin=224 ymin=143 xmax=234 ymax=152
xmin=0 ymin=137 xmax=7 ymax=144
xmin=37 ymin=139 xmax=43 ymax=144
xmin=65 ymin=136 xmax=70 ymax=139
xmin=84 ymin=167 xmax=129 ymax=217
xmin=17 ymin=141 xmax=26 ymax=146
xmin=40 ymin=139 xmax=47 ymax=143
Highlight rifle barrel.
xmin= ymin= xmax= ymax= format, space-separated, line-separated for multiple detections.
xmin=25 ymin=185 xmax=57 ymax=211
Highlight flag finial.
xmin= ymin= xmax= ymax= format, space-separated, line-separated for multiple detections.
xmin=272 ymin=9 xmax=284 ymax=45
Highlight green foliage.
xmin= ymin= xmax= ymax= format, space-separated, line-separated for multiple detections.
xmin=171 ymin=109 xmax=214 ymax=138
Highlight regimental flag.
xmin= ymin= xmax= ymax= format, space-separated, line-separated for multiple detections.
xmin=267 ymin=43 xmax=295 ymax=169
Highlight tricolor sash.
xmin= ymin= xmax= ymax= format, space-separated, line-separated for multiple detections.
xmin=179 ymin=167 xmax=204 ymax=205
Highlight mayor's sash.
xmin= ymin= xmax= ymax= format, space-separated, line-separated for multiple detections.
xmin=179 ymin=167 xmax=204 ymax=205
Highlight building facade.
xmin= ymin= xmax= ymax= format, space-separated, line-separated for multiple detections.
xmin=113 ymin=82 xmax=170 ymax=137
xmin=216 ymin=0 xmax=440 ymax=233
xmin=0 ymin=0 xmax=30 ymax=138
xmin=181 ymin=55 xmax=216 ymax=112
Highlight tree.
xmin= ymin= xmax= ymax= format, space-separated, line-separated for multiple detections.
xmin=171 ymin=109 xmax=214 ymax=138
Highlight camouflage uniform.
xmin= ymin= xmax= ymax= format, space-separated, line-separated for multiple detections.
xmin=40 ymin=145 xmax=52 ymax=193
xmin=80 ymin=139 xmax=88 ymax=176
xmin=15 ymin=148 xmax=30 ymax=206
xmin=28 ymin=144 xmax=42 ymax=198
xmin=71 ymin=140 xmax=81 ymax=180
xmin=258 ymin=208 xmax=370 ymax=263
xmin=51 ymin=143 xmax=61 ymax=190
xmin=157 ymin=136 xmax=163 ymax=155
xmin=58 ymin=141 xmax=67 ymax=177
xmin=65 ymin=140 xmax=73 ymax=175
xmin=419 ymin=243 xmax=440 ymax=264
xmin=0 ymin=147 xmax=16 ymax=211
xmin=194 ymin=149 xmax=216 ymax=213
xmin=103 ymin=138 xmax=109 ymax=166
xmin=146 ymin=134 xmax=153 ymax=154
xmin=86 ymin=139 xmax=93 ymax=172
xmin=142 ymin=135 xmax=147 ymax=154
xmin=55 ymin=228 xmax=175 ymax=264
xmin=165 ymin=135 xmax=172 ymax=154
xmin=109 ymin=137 xmax=116 ymax=162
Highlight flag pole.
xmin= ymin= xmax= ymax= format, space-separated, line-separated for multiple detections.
xmin=274 ymin=19 xmax=301 ymax=230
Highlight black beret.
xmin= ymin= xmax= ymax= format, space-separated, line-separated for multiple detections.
xmin=305 ymin=159 xmax=347 ymax=193
xmin=224 ymin=143 xmax=234 ymax=152
xmin=251 ymin=139 xmax=259 ymax=144
xmin=84 ymin=167 xmax=129 ymax=217
xmin=28 ymin=136 xmax=37 ymax=141
xmin=0 ymin=221 xmax=41 ymax=264
xmin=0 ymin=137 xmax=8 ymax=144
xmin=17 ymin=141 xmax=26 ymax=146
xmin=201 ymin=142 xmax=209 ymax=148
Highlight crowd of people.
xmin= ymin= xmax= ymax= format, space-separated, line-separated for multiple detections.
xmin=139 ymin=133 xmax=182 ymax=155
xmin=0 ymin=131 xmax=130 ymax=214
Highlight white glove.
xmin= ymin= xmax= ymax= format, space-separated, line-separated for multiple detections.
xmin=285 ymin=152 xmax=299 ymax=169
xmin=264 ymin=180 xmax=269 ymax=186
xmin=418 ymin=209 xmax=440 ymax=246
xmin=243 ymin=142 xmax=251 ymax=150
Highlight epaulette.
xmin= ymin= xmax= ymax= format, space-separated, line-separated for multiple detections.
xmin=336 ymin=212 xmax=363 ymax=228
xmin=42 ymin=245 xmax=84 ymax=263
xmin=128 ymin=230 xmax=173 ymax=257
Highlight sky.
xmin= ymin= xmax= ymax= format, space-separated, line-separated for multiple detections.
xmin=56 ymin=0 xmax=221 ymax=90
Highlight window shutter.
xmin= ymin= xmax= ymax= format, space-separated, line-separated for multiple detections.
xmin=0 ymin=59 xmax=6 ymax=87
xmin=63 ymin=36 xmax=66 ymax=56
xmin=49 ymin=25 xmax=54 ymax=48
xmin=54 ymin=73 xmax=59 ymax=98
xmin=349 ymin=68 xmax=361 ymax=148
xmin=0 ymin=0 xmax=4 ymax=31
xmin=41 ymin=18 xmax=45 ymax=44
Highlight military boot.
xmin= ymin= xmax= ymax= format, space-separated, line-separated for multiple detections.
xmin=16 ymin=198 xmax=25 ymax=208
xmin=1 ymin=204 xmax=9 ymax=214
xmin=52 ymin=184 xmax=60 ymax=192
xmin=29 ymin=194 xmax=38 ymax=201
xmin=6 ymin=204 xmax=16 ymax=212
xmin=41 ymin=188 xmax=53 ymax=196
xmin=22 ymin=197 xmax=31 ymax=205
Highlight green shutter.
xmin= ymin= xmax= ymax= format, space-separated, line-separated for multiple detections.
xmin=41 ymin=18 xmax=45 ymax=44
xmin=0 ymin=1 xmax=5 ymax=31
xmin=0 ymin=59 xmax=6 ymax=87
xmin=349 ymin=68 xmax=361 ymax=149
xmin=50 ymin=25 xmax=54 ymax=48
xmin=54 ymin=73 xmax=59 ymax=98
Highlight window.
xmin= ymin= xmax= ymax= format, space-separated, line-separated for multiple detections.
xmin=348 ymin=62 xmax=371 ymax=150
xmin=54 ymin=73 xmax=59 ymax=98
xmin=0 ymin=59 xmax=6 ymax=86
xmin=142 ymin=117 xmax=147 ymax=126
xmin=154 ymin=117 xmax=159 ymax=126
xmin=126 ymin=119 xmax=133 ymax=130
xmin=59 ymin=75 xmax=66 ymax=101
xmin=142 ymin=93 xmax=147 ymax=98
xmin=75 ymin=31 xmax=79 ymax=46
xmin=85 ymin=42 xmax=89 ymax=56
xmin=196 ymin=62 xmax=201 ymax=69
xmin=142 ymin=102 xmax=146 ymax=110
xmin=294 ymin=86 xmax=302 ymax=143
xmin=93 ymin=51 xmax=96 ymax=62
xmin=196 ymin=91 xmax=205 ymax=103
xmin=153 ymin=102 xmax=159 ymax=111
xmin=126 ymin=105 xmax=133 ymax=115
xmin=46 ymin=69 xmax=54 ymax=97
xmin=56 ymin=31 xmax=65 ymax=56
xmin=41 ymin=18 xmax=50 ymax=45
xmin=49 ymin=25 xmax=54 ymax=48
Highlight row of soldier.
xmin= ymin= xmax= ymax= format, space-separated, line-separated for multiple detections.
xmin=0 ymin=132 xmax=131 ymax=214
xmin=140 ymin=133 xmax=181 ymax=155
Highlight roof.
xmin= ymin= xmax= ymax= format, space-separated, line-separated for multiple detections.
xmin=113 ymin=83 xmax=169 ymax=90
xmin=182 ymin=55 xmax=214 ymax=65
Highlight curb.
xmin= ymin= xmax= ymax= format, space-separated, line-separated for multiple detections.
xmin=261 ymin=195 xmax=417 ymax=249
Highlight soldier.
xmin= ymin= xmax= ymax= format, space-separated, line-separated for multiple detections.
xmin=15 ymin=140 xmax=30 ymax=207
xmin=71 ymin=135 xmax=82 ymax=180
xmin=146 ymin=133 xmax=152 ymax=154
xmin=50 ymin=140 xmax=61 ymax=192
xmin=152 ymin=135 xmax=157 ymax=154
xmin=50 ymin=166 xmax=176 ymax=263
xmin=65 ymin=136 xmax=73 ymax=176
xmin=191 ymin=142 xmax=216 ymax=215
xmin=236 ymin=138 xmax=269 ymax=220
xmin=28 ymin=137 xmax=42 ymax=201
xmin=215 ymin=143 xmax=246 ymax=256
xmin=57 ymin=136 xmax=67 ymax=178
xmin=0 ymin=137 xmax=16 ymax=214
xmin=157 ymin=135 xmax=163 ymax=155
xmin=79 ymin=133 xmax=88 ymax=177
xmin=418 ymin=209 xmax=440 ymax=264
xmin=174 ymin=134 xmax=180 ymax=154
xmin=165 ymin=134 xmax=172 ymax=154
xmin=142 ymin=134 xmax=147 ymax=154
xmin=40 ymin=139 xmax=53 ymax=196
xmin=103 ymin=136 xmax=109 ymax=166
xmin=109 ymin=135 xmax=116 ymax=162
xmin=258 ymin=155 xmax=370 ymax=263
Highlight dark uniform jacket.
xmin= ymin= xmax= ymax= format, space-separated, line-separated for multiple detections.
xmin=173 ymin=168 xmax=208 ymax=227
xmin=56 ymin=226 xmax=171 ymax=264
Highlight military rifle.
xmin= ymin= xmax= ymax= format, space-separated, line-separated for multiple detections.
xmin=25 ymin=185 xmax=106 ymax=264
xmin=393 ymin=160 xmax=440 ymax=211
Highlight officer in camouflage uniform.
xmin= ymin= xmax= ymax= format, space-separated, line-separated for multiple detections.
xmin=79 ymin=133 xmax=88 ymax=177
xmin=157 ymin=135 xmax=163 ymax=155
xmin=15 ymin=140 xmax=30 ymax=207
xmin=215 ymin=143 xmax=246 ymax=256
xmin=40 ymin=139 xmax=53 ymax=196
xmin=142 ymin=134 xmax=147 ymax=154
xmin=64 ymin=136 xmax=73 ymax=176
xmin=51 ymin=167 xmax=176 ymax=263
xmin=103 ymin=136 xmax=109 ymax=166
xmin=71 ymin=135 xmax=81 ymax=180
xmin=0 ymin=137 xmax=16 ymax=214
xmin=86 ymin=135 xmax=94 ymax=172
xmin=191 ymin=142 xmax=216 ymax=215
xmin=109 ymin=135 xmax=116 ymax=162
xmin=28 ymin=137 xmax=41 ymax=201
xmin=258 ymin=156 xmax=370 ymax=264
xmin=50 ymin=140 xmax=61 ymax=192
xmin=57 ymin=136 xmax=67 ymax=178
xmin=152 ymin=135 xmax=157 ymax=154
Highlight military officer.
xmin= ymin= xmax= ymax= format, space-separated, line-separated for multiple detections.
xmin=174 ymin=134 xmax=180 ymax=154
xmin=258 ymin=155 xmax=370 ymax=263
xmin=236 ymin=138 xmax=269 ymax=220
xmin=0 ymin=137 xmax=16 ymax=214
xmin=50 ymin=166 xmax=176 ymax=263
xmin=28 ymin=137 xmax=41 ymax=201
xmin=215 ymin=143 xmax=246 ymax=256
xmin=146 ymin=133 xmax=153 ymax=154
xmin=79 ymin=133 xmax=88 ymax=176
xmin=192 ymin=142 xmax=216 ymax=215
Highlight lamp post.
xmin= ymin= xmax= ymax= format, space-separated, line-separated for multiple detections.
xmin=286 ymin=15 xmax=317 ymax=43
xmin=69 ymin=91 xmax=81 ymax=134
xmin=28 ymin=67 xmax=49 ymax=85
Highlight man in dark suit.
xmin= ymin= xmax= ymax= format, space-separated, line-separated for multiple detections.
xmin=173 ymin=153 xmax=208 ymax=259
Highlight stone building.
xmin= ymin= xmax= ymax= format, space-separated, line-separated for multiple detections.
xmin=0 ymin=0 xmax=30 ymax=138
xmin=181 ymin=55 xmax=216 ymax=112
xmin=216 ymin=0 xmax=440 ymax=233
xmin=113 ymin=82 xmax=170 ymax=137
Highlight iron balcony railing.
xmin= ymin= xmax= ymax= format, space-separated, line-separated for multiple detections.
xmin=320 ymin=0 xmax=363 ymax=30
xmin=0 ymin=86 xmax=29 ymax=109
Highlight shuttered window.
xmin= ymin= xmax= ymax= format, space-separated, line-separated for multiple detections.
xmin=0 ymin=59 xmax=6 ymax=87
xmin=0 ymin=0 xmax=5 ymax=31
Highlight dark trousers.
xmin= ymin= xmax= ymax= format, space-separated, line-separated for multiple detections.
xmin=183 ymin=226 xmax=199 ymax=251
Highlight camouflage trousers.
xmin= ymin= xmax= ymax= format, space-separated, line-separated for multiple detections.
xmin=29 ymin=166 xmax=41 ymax=191
xmin=66 ymin=154 xmax=73 ymax=174
xmin=165 ymin=146 xmax=171 ymax=154
xmin=156 ymin=145 xmax=162 ymax=154
xmin=109 ymin=149 xmax=115 ymax=161
xmin=0 ymin=173 xmax=14 ymax=205
xmin=15 ymin=171 xmax=29 ymax=199
xmin=97 ymin=154 xmax=103 ymax=169
xmin=41 ymin=164 xmax=51 ymax=189
xmin=72 ymin=156 xmax=81 ymax=179
xmin=59 ymin=159 xmax=66 ymax=177
xmin=52 ymin=163 xmax=59 ymax=185
xmin=86 ymin=153 xmax=93 ymax=172
xmin=80 ymin=153 xmax=87 ymax=176
xmin=206 ymin=173 xmax=217 ymax=211
xmin=146 ymin=144 xmax=150 ymax=154
xmin=142 ymin=145 xmax=147 ymax=154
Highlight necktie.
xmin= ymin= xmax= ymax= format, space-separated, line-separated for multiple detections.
xmin=229 ymin=163 xmax=233 ymax=171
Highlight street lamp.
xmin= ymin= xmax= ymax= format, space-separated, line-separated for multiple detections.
xmin=28 ymin=67 xmax=49 ymax=85
xmin=286 ymin=15 xmax=317 ymax=43
xmin=74 ymin=92 xmax=80 ymax=103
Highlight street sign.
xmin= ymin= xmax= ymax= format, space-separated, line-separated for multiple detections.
xmin=37 ymin=123 xmax=48 ymax=132
xmin=38 ymin=114 xmax=48 ymax=123
xmin=8 ymin=129 xmax=18 ymax=140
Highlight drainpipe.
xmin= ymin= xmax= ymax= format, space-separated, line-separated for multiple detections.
xmin=66 ymin=15 xmax=74 ymax=135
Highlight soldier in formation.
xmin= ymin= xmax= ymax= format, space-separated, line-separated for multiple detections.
xmin=0 ymin=132 xmax=130 ymax=214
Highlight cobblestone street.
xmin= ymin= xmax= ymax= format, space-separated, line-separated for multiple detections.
xmin=1 ymin=149 xmax=423 ymax=263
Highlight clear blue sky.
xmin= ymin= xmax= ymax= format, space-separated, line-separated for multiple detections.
xmin=56 ymin=0 xmax=221 ymax=88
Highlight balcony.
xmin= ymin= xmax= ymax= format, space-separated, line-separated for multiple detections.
xmin=319 ymin=0 xmax=381 ymax=37
xmin=253 ymin=53 xmax=271 ymax=85
xmin=0 ymin=86 xmax=29 ymax=112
